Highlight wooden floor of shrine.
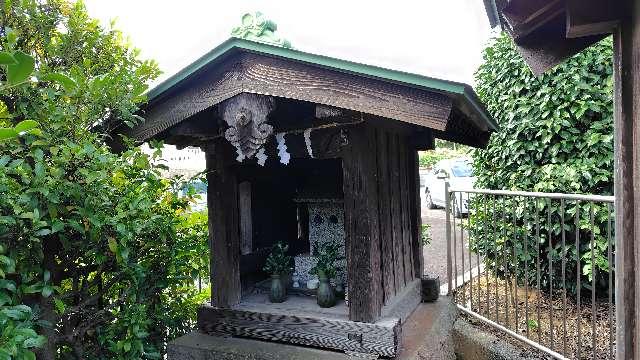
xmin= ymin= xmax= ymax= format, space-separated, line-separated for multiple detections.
xmin=236 ymin=292 xmax=349 ymax=319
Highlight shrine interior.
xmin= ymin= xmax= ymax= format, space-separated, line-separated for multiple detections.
xmin=236 ymin=156 xmax=348 ymax=313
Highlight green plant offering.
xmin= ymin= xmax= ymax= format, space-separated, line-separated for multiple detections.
xmin=263 ymin=242 xmax=292 ymax=275
xmin=311 ymin=242 xmax=341 ymax=280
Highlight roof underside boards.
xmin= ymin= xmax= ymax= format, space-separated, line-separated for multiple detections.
xmin=484 ymin=0 xmax=616 ymax=75
xmin=128 ymin=37 xmax=496 ymax=148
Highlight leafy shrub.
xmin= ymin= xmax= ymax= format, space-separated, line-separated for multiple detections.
xmin=0 ymin=1 xmax=209 ymax=358
xmin=470 ymin=34 xmax=614 ymax=298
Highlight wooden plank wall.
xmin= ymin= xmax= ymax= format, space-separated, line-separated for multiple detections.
xmin=344 ymin=122 xmax=421 ymax=322
xmin=373 ymin=126 xmax=421 ymax=308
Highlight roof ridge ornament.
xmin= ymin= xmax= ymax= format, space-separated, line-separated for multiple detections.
xmin=231 ymin=12 xmax=293 ymax=49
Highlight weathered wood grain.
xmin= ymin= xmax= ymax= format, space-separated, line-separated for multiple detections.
xmin=409 ymin=149 xmax=424 ymax=278
xmin=398 ymin=137 xmax=415 ymax=285
xmin=566 ymin=0 xmax=619 ymax=38
xmin=197 ymin=305 xmax=400 ymax=357
xmin=381 ymin=279 xmax=421 ymax=324
xmin=129 ymin=52 xmax=453 ymax=141
xmin=206 ymin=140 xmax=241 ymax=307
xmin=375 ymin=128 xmax=396 ymax=304
xmin=388 ymin=134 xmax=406 ymax=292
xmin=342 ymin=125 xmax=383 ymax=323
xmin=239 ymin=181 xmax=252 ymax=255
xmin=613 ymin=18 xmax=640 ymax=360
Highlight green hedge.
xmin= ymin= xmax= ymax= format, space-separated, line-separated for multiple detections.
xmin=470 ymin=33 xmax=614 ymax=298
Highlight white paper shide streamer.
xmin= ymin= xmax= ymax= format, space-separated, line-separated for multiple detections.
xmin=276 ymin=132 xmax=291 ymax=165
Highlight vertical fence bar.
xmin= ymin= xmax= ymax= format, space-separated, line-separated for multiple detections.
xmin=453 ymin=190 xmax=459 ymax=296
xmin=445 ymin=182 xmax=452 ymax=295
xmin=477 ymin=193 xmax=482 ymax=314
xmin=524 ymin=196 xmax=529 ymax=339
xmin=561 ymin=198 xmax=567 ymax=356
xmin=590 ymin=202 xmax=596 ymax=360
xmin=548 ymin=198 xmax=554 ymax=350
xmin=493 ymin=195 xmax=499 ymax=322
xmin=535 ymin=199 xmax=542 ymax=344
xmin=607 ymin=202 xmax=613 ymax=360
xmin=460 ymin=192 xmax=466 ymax=306
xmin=503 ymin=197 xmax=509 ymax=329
xmin=485 ymin=195 xmax=490 ymax=317
xmin=468 ymin=192 xmax=474 ymax=312
xmin=509 ymin=196 xmax=519 ymax=332
xmin=576 ymin=201 xmax=581 ymax=359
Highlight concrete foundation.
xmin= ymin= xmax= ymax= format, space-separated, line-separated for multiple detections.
xmin=168 ymin=332 xmax=353 ymax=360
xmin=452 ymin=318 xmax=546 ymax=360
xmin=168 ymin=297 xmax=460 ymax=360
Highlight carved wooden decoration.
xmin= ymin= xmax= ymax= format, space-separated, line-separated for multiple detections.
xmin=220 ymin=93 xmax=275 ymax=160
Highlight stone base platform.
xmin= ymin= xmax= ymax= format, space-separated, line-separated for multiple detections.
xmin=168 ymin=296 xmax=459 ymax=360
xmin=168 ymin=332 xmax=353 ymax=360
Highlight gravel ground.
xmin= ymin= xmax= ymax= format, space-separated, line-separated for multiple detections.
xmin=420 ymin=193 xmax=480 ymax=284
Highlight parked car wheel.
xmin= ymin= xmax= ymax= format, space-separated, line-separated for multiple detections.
xmin=425 ymin=189 xmax=437 ymax=209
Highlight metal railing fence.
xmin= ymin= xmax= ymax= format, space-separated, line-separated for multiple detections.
xmin=445 ymin=183 xmax=615 ymax=360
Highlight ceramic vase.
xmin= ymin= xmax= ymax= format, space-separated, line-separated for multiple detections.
xmin=269 ymin=274 xmax=286 ymax=303
xmin=316 ymin=275 xmax=336 ymax=308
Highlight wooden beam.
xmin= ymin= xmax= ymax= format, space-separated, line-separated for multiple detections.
xmin=380 ymin=279 xmax=421 ymax=324
xmin=206 ymin=140 xmax=241 ymax=307
xmin=375 ymin=128 xmax=396 ymax=304
xmin=566 ymin=0 xmax=620 ymax=38
xmin=388 ymin=134 xmax=405 ymax=293
xmin=409 ymin=149 xmax=424 ymax=278
xmin=239 ymin=181 xmax=252 ymax=255
xmin=513 ymin=15 xmax=606 ymax=75
xmin=503 ymin=0 xmax=565 ymax=42
xmin=411 ymin=129 xmax=435 ymax=150
xmin=197 ymin=305 xmax=401 ymax=357
xmin=398 ymin=138 xmax=415 ymax=285
xmin=613 ymin=8 xmax=640 ymax=358
xmin=342 ymin=124 xmax=383 ymax=323
xmin=129 ymin=52 xmax=453 ymax=141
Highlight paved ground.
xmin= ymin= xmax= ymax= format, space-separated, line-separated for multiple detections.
xmin=420 ymin=190 xmax=479 ymax=287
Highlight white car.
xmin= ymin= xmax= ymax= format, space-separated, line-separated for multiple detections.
xmin=424 ymin=158 xmax=475 ymax=216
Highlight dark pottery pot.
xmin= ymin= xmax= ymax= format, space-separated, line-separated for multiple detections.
xmin=316 ymin=275 xmax=336 ymax=308
xmin=269 ymin=274 xmax=287 ymax=303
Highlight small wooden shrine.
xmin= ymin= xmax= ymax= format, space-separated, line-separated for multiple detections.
xmin=120 ymin=13 xmax=496 ymax=358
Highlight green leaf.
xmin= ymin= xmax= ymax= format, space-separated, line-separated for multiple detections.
xmin=108 ymin=238 xmax=118 ymax=253
xmin=22 ymin=351 xmax=36 ymax=360
xmin=0 ymin=292 xmax=11 ymax=306
xmin=0 ymin=128 xmax=18 ymax=140
xmin=0 ymin=52 xmax=16 ymax=65
xmin=0 ymin=279 xmax=16 ymax=292
xmin=14 ymin=120 xmax=38 ymax=133
xmin=6 ymin=51 xmax=35 ymax=85
xmin=41 ymin=72 xmax=77 ymax=93
xmin=41 ymin=285 xmax=53 ymax=298
xmin=54 ymin=298 xmax=66 ymax=315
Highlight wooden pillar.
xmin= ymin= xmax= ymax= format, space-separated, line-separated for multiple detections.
xmin=206 ymin=140 xmax=241 ymax=308
xmin=343 ymin=124 xmax=383 ymax=323
xmin=409 ymin=149 xmax=424 ymax=278
xmin=613 ymin=5 xmax=640 ymax=357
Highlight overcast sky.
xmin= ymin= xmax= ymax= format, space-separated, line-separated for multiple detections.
xmin=83 ymin=1 xmax=496 ymax=89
